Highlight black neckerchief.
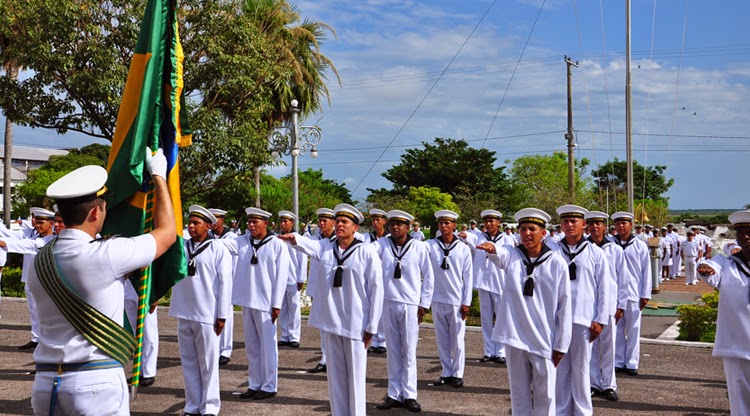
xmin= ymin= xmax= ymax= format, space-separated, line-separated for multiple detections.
xmin=333 ymin=238 xmax=363 ymax=287
xmin=370 ymin=231 xmax=386 ymax=242
xmin=516 ymin=243 xmax=554 ymax=297
xmin=484 ymin=231 xmax=503 ymax=243
xmin=616 ymin=234 xmax=636 ymax=250
xmin=560 ymin=237 xmax=589 ymax=281
xmin=250 ymin=234 xmax=274 ymax=265
xmin=436 ymin=235 xmax=460 ymax=270
xmin=588 ymin=236 xmax=612 ymax=249
xmin=318 ymin=232 xmax=337 ymax=242
xmin=388 ymin=235 xmax=414 ymax=279
xmin=186 ymin=236 xmax=213 ymax=276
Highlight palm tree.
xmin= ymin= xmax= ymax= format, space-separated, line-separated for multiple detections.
xmin=1 ymin=34 xmax=19 ymax=225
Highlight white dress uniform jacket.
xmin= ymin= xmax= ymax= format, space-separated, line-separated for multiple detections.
xmin=614 ymin=235 xmax=651 ymax=371
xmin=279 ymin=232 xmax=309 ymax=343
xmin=225 ymin=234 xmax=290 ymax=312
xmin=212 ymin=229 xmax=237 ymax=359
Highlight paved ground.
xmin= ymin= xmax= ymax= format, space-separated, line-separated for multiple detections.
xmin=0 ymin=296 xmax=729 ymax=415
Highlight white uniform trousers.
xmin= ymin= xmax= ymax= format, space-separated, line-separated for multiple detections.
xmin=590 ymin=315 xmax=617 ymax=391
xmin=684 ymin=258 xmax=698 ymax=285
xmin=242 ymin=307 xmax=279 ymax=392
xmin=279 ymin=284 xmax=302 ymax=342
xmin=25 ymin=283 xmax=40 ymax=342
xmin=325 ymin=331 xmax=367 ymax=416
xmin=506 ymin=345 xmax=557 ymax=416
xmin=478 ymin=289 xmax=505 ymax=358
xmin=556 ymin=324 xmax=593 ymax=416
xmin=615 ymin=300 xmax=642 ymax=370
xmin=432 ymin=302 xmax=466 ymax=378
xmin=32 ymin=367 xmax=129 ymax=415
xmin=319 ymin=329 xmax=328 ymax=365
xmin=723 ymin=357 xmax=750 ymax=416
xmin=143 ymin=307 xmax=159 ymax=378
xmin=671 ymin=253 xmax=682 ymax=278
xmin=371 ymin=319 xmax=387 ymax=348
xmin=384 ymin=300 xmax=419 ymax=400
xmin=219 ymin=308 xmax=234 ymax=358
xmin=177 ymin=319 xmax=221 ymax=415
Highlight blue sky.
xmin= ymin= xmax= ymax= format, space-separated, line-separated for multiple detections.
xmin=3 ymin=0 xmax=749 ymax=210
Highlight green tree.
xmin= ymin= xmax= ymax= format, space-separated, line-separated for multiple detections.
xmin=590 ymin=157 xmax=674 ymax=211
xmin=12 ymin=144 xmax=110 ymax=215
xmin=506 ymin=153 xmax=594 ymax=221
xmin=367 ymin=186 xmax=458 ymax=238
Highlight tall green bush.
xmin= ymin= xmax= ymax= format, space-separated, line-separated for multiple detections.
xmin=677 ymin=291 xmax=719 ymax=342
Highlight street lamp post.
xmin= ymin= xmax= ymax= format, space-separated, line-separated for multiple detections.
xmin=267 ymin=99 xmax=322 ymax=232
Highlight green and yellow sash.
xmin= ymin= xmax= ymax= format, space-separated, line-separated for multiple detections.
xmin=34 ymin=239 xmax=136 ymax=366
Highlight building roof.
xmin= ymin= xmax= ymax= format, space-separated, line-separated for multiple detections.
xmin=0 ymin=145 xmax=69 ymax=161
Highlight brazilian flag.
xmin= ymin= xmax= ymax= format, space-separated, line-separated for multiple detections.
xmin=102 ymin=0 xmax=190 ymax=386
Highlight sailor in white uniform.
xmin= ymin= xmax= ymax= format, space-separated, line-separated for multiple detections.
xmin=277 ymin=210 xmax=308 ymax=349
xmin=681 ymin=231 xmax=702 ymax=285
xmin=611 ymin=211 xmax=651 ymax=376
xmin=658 ymin=227 xmax=672 ymax=282
xmin=551 ymin=205 xmax=611 ymax=416
xmin=667 ymin=224 xmax=682 ymax=279
xmin=477 ymin=208 xmax=572 ymax=416
xmin=224 ymin=207 xmax=290 ymax=401
xmin=0 ymin=207 xmax=56 ymax=350
xmin=208 ymin=208 xmax=238 ymax=366
xmin=170 ymin=205 xmax=232 ymax=416
xmin=26 ymin=153 xmax=176 ymax=415
xmin=305 ymin=207 xmax=337 ymax=374
xmin=123 ymin=279 xmax=159 ymax=387
xmin=279 ymin=204 xmax=384 ymax=416
xmin=365 ymin=208 xmax=389 ymax=353
xmin=374 ymin=210 xmax=434 ymax=413
xmin=427 ymin=210 xmax=473 ymax=388
xmin=410 ymin=222 xmax=426 ymax=241
xmin=585 ymin=211 xmax=626 ymax=402
xmin=472 ymin=210 xmax=512 ymax=364
xmin=697 ymin=210 xmax=750 ymax=416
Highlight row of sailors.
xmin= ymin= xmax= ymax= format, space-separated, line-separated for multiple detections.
xmin=6 ymin=160 xmax=747 ymax=416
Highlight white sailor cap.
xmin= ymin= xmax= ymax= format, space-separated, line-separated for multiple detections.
xmin=481 ymin=210 xmax=503 ymax=221
xmin=644 ymin=224 xmax=653 ymax=229
xmin=687 ymin=230 xmax=695 ymax=236
xmin=245 ymin=207 xmax=272 ymax=220
xmin=729 ymin=210 xmax=750 ymax=229
xmin=434 ymin=210 xmax=459 ymax=222
xmin=208 ymin=208 xmax=227 ymax=218
xmin=660 ymin=226 xmax=667 ymax=231
xmin=30 ymin=207 xmax=56 ymax=220
xmin=690 ymin=225 xmax=699 ymax=231
xmin=514 ymin=208 xmax=551 ymax=227
xmin=316 ymin=208 xmax=335 ymax=220
xmin=611 ymin=211 xmax=634 ymax=222
xmin=46 ymin=165 xmax=109 ymax=204
xmin=635 ymin=224 xmax=643 ymax=229
xmin=334 ymin=203 xmax=364 ymax=224
xmin=189 ymin=205 xmax=217 ymax=225
xmin=557 ymin=204 xmax=588 ymax=219
xmin=278 ymin=210 xmax=296 ymax=220
xmin=369 ymin=209 xmax=388 ymax=219
xmin=666 ymin=223 xmax=674 ymax=228
xmin=387 ymin=210 xmax=414 ymax=225
xmin=469 ymin=219 xmax=477 ymax=224
xmin=584 ymin=210 xmax=609 ymax=223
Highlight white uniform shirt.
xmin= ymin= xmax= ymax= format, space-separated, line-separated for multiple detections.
xmin=681 ymin=239 xmax=701 ymax=260
xmin=375 ymin=237 xmax=434 ymax=308
xmin=700 ymin=254 xmax=750 ymax=360
xmin=279 ymin=232 xmax=308 ymax=286
xmin=614 ymin=236 xmax=652 ymax=301
xmin=224 ymin=234 xmax=290 ymax=312
xmin=169 ymin=238 xmax=233 ymax=324
xmin=426 ymin=237 xmax=473 ymax=307
xmin=488 ymin=244 xmax=572 ymax=358
xmin=3 ymin=234 xmax=56 ymax=282
xmin=27 ymin=229 xmax=157 ymax=364
xmin=472 ymin=232 xmax=514 ymax=295
xmin=410 ymin=230 xmax=426 ymax=241
xmin=658 ymin=237 xmax=671 ymax=259
xmin=363 ymin=231 xmax=389 ymax=244
xmin=292 ymin=236 xmax=384 ymax=340
xmin=305 ymin=231 xmax=337 ymax=299
xmin=590 ymin=238 xmax=627 ymax=314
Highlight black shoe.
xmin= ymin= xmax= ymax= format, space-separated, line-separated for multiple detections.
xmin=239 ymin=388 xmax=258 ymax=399
xmin=278 ymin=340 xmax=291 ymax=347
xmin=183 ymin=413 xmax=201 ymax=416
xmin=308 ymin=363 xmax=327 ymax=373
xmin=203 ymin=414 xmax=217 ymax=416
xmin=376 ymin=397 xmax=403 ymax=410
xmin=451 ymin=377 xmax=464 ymax=388
xmin=432 ymin=376 xmax=452 ymax=386
xmin=626 ymin=368 xmax=638 ymax=376
xmin=18 ymin=341 xmax=38 ymax=350
xmin=603 ymin=388 xmax=619 ymax=401
xmin=367 ymin=346 xmax=377 ymax=353
xmin=140 ymin=377 xmax=155 ymax=387
xmin=479 ymin=355 xmax=493 ymax=362
xmin=404 ymin=399 xmax=422 ymax=413
xmin=289 ymin=341 xmax=300 ymax=348
xmin=591 ymin=387 xmax=602 ymax=397
xmin=493 ymin=356 xmax=506 ymax=365
xmin=218 ymin=356 xmax=231 ymax=366
xmin=253 ymin=390 xmax=276 ymax=400
xmin=614 ymin=366 xmax=626 ymax=373
xmin=375 ymin=346 xmax=387 ymax=354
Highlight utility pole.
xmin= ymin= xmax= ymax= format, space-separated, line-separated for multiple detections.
xmin=564 ymin=55 xmax=579 ymax=204
xmin=625 ymin=0 xmax=634 ymax=213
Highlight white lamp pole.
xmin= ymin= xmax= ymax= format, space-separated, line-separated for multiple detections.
xmin=268 ymin=99 xmax=322 ymax=232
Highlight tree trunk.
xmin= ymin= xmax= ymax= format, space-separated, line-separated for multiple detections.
xmin=3 ymin=63 xmax=18 ymax=226
xmin=254 ymin=166 xmax=261 ymax=208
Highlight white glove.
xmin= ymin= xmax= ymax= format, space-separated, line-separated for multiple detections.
xmin=145 ymin=147 xmax=167 ymax=179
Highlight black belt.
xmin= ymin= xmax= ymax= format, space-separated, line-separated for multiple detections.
xmin=36 ymin=359 xmax=122 ymax=373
